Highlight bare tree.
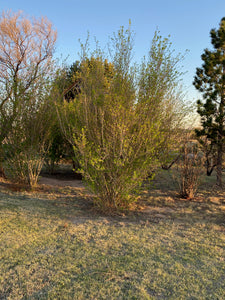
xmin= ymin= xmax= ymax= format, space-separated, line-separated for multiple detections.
xmin=0 ymin=10 xmax=57 ymax=183
xmin=0 ymin=10 xmax=57 ymax=144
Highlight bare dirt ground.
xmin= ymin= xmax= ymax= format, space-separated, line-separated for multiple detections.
xmin=0 ymin=167 xmax=87 ymax=198
xmin=0 ymin=167 xmax=224 ymax=222
xmin=38 ymin=176 xmax=84 ymax=188
xmin=38 ymin=164 xmax=84 ymax=188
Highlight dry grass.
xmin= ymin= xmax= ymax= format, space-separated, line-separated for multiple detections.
xmin=0 ymin=169 xmax=224 ymax=299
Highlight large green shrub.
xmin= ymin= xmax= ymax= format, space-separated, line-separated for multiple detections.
xmin=58 ymin=26 xmax=186 ymax=210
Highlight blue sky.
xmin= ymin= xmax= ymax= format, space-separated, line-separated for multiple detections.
xmin=2 ymin=0 xmax=225 ymax=100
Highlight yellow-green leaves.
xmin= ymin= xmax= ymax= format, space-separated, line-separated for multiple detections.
xmin=59 ymin=27 xmax=185 ymax=211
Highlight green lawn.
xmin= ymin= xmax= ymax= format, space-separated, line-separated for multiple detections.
xmin=0 ymin=170 xmax=224 ymax=299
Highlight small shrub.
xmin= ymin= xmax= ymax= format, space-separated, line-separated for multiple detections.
xmin=174 ymin=141 xmax=204 ymax=199
xmin=3 ymin=97 xmax=54 ymax=187
xmin=4 ymin=148 xmax=45 ymax=187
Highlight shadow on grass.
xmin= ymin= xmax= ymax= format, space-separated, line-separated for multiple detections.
xmin=0 ymin=171 xmax=224 ymax=300
xmin=0 ymin=168 xmax=224 ymax=228
xmin=0 ymin=185 xmax=95 ymax=223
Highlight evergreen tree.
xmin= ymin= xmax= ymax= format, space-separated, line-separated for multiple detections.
xmin=193 ymin=17 xmax=225 ymax=186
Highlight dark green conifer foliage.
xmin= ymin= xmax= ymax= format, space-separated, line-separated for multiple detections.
xmin=193 ymin=17 xmax=225 ymax=186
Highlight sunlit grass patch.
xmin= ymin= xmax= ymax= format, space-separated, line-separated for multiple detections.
xmin=0 ymin=170 xmax=225 ymax=299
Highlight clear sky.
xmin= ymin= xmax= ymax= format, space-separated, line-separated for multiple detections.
xmin=2 ymin=0 xmax=225 ymax=101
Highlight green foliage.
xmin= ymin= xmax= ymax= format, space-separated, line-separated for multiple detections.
xmin=44 ymin=124 xmax=66 ymax=174
xmin=59 ymin=26 xmax=185 ymax=210
xmin=193 ymin=17 xmax=225 ymax=186
xmin=42 ymin=62 xmax=83 ymax=174
xmin=3 ymin=80 xmax=54 ymax=187
xmin=138 ymin=31 xmax=187 ymax=164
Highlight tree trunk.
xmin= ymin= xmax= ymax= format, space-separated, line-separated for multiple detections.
xmin=206 ymin=156 xmax=217 ymax=176
xmin=0 ymin=145 xmax=5 ymax=178
xmin=216 ymin=142 xmax=223 ymax=187
xmin=206 ymin=164 xmax=216 ymax=176
xmin=0 ymin=165 xmax=5 ymax=178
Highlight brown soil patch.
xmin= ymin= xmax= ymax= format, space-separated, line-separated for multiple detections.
xmin=38 ymin=176 xmax=84 ymax=188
